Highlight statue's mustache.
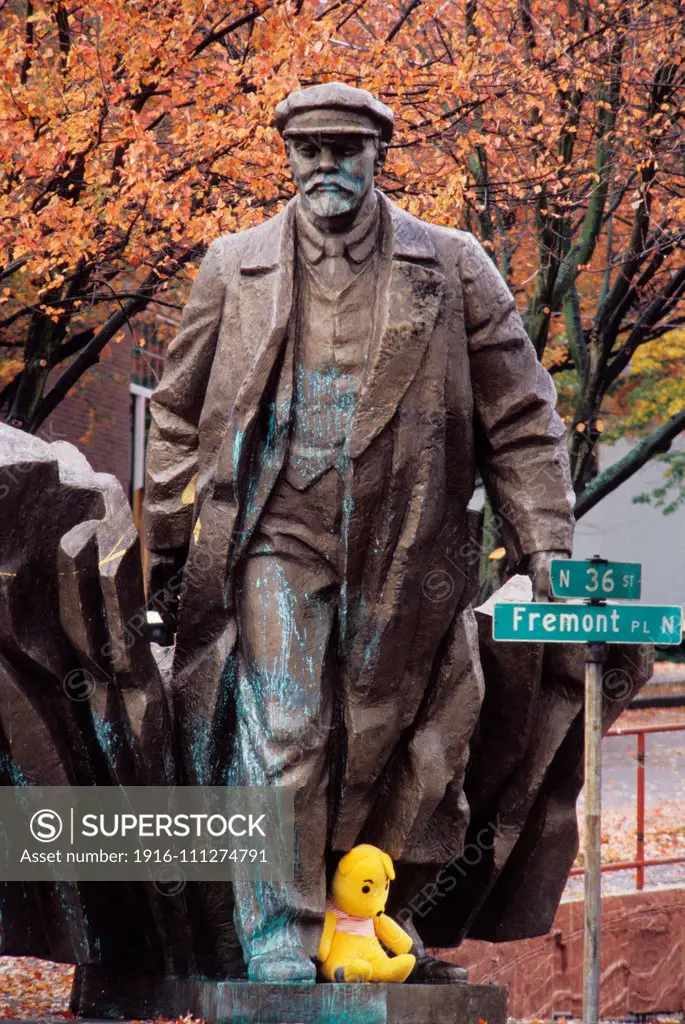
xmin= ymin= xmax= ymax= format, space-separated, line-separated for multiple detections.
xmin=305 ymin=177 xmax=354 ymax=195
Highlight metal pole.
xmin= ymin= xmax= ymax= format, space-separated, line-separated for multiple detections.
xmin=636 ymin=731 xmax=646 ymax=891
xmin=583 ymin=641 xmax=606 ymax=1024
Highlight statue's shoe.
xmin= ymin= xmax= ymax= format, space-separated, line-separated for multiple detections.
xmin=247 ymin=949 xmax=317 ymax=984
xmin=406 ymin=954 xmax=468 ymax=984
xmin=395 ymin=914 xmax=468 ymax=984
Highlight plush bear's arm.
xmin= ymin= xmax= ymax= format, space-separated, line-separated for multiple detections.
xmin=317 ymin=910 xmax=337 ymax=962
xmin=374 ymin=913 xmax=413 ymax=955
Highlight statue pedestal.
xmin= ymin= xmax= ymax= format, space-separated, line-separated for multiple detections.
xmin=70 ymin=966 xmax=507 ymax=1023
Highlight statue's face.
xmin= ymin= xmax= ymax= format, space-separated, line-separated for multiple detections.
xmin=286 ymin=133 xmax=380 ymax=219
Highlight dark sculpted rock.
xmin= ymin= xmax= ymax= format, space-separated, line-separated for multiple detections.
xmin=0 ymin=423 xmax=195 ymax=974
xmin=389 ymin=612 xmax=652 ymax=946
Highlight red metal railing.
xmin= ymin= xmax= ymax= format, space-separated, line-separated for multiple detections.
xmin=569 ymin=721 xmax=685 ymax=889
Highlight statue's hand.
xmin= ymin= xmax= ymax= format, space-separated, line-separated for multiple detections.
xmin=528 ymin=550 xmax=569 ymax=603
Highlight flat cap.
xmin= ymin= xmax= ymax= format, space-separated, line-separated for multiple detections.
xmin=274 ymin=82 xmax=394 ymax=143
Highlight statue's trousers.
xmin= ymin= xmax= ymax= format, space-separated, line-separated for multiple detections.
xmin=227 ymin=466 xmax=348 ymax=959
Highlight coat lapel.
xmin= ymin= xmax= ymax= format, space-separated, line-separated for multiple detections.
xmin=346 ymin=196 xmax=445 ymax=460
xmin=215 ymin=200 xmax=297 ymax=493
xmin=233 ymin=199 xmax=297 ymax=437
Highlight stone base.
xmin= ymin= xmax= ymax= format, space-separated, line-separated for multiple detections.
xmin=70 ymin=966 xmax=507 ymax=1023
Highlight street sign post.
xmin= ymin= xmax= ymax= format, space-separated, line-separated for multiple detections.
xmin=581 ymin=643 xmax=602 ymax=1024
xmin=492 ymin=556 xmax=682 ymax=1024
xmin=583 ymin=641 xmax=604 ymax=1024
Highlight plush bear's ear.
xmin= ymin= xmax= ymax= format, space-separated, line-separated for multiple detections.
xmin=380 ymin=851 xmax=395 ymax=881
xmin=337 ymin=848 xmax=360 ymax=876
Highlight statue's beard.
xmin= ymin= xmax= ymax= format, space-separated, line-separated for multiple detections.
xmin=303 ymin=181 xmax=362 ymax=219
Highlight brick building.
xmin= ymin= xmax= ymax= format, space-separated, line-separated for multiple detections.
xmin=41 ymin=318 xmax=170 ymax=521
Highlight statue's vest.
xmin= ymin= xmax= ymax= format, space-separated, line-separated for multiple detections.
xmin=283 ymin=225 xmax=379 ymax=492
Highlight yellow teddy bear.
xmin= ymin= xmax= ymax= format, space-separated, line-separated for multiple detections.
xmin=317 ymin=843 xmax=416 ymax=983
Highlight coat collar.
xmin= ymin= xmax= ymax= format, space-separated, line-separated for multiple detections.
xmin=296 ymin=193 xmax=380 ymax=265
xmin=239 ymin=190 xmax=438 ymax=270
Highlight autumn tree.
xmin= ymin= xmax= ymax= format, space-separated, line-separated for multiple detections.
xmin=605 ymin=328 xmax=685 ymax=516
xmin=0 ymin=0 xmax=291 ymax=430
xmin=1 ymin=0 xmax=683 ymax=551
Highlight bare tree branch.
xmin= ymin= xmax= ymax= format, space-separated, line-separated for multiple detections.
xmin=386 ymin=0 xmax=421 ymax=42
xmin=575 ymin=407 xmax=685 ymax=519
xmin=193 ymin=7 xmax=266 ymax=57
xmin=0 ymin=258 xmax=30 ymax=282
xmin=606 ymin=264 xmax=685 ymax=382
xmin=29 ymin=253 xmax=195 ymax=432
xmin=19 ymin=0 xmax=34 ymax=84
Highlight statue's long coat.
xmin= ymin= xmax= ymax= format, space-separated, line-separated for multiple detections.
xmin=145 ymin=192 xmax=580 ymax=953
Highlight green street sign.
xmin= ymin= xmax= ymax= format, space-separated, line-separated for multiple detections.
xmin=493 ymin=602 xmax=682 ymax=644
xmin=550 ymin=559 xmax=641 ymax=601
